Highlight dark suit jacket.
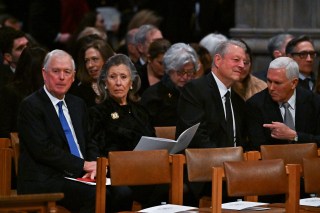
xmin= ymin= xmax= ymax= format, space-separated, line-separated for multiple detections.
xmin=69 ymin=82 xmax=97 ymax=108
xmin=17 ymin=88 xmax=99 ymax=194
xmin=176 ymin=73 xmax=247 ymax=149
xmin=89 ymin=98 xmax=155 ymax=156
xmin=246 ymin=87 xmax=320 ymax=150
xmin=0 ymin=83 xmax=28 ymax=137
xmin=141 ymin=75 xmax=180 ymax=126
xmin=0 ymin=64 xmax=14 ymax=90
xmin=176 ymin=73 xmax=247 ymax=201
xmin=138 ymin=64 xmax=151 ymax=96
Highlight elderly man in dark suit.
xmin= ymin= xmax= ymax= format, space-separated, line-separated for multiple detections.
xmin=17 ymin=49 xmax=98 ymax=212
xmin=17 ymin=50 xmax=131 ymax=212
xmin=246 ymin=56 xmax=320 ymax=150
xmin=176 ymin=39 xmax=248 ymax=149
xmin=176 ymin=40 xmax=248 ymax=206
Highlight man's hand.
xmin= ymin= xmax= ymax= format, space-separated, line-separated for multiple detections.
xmin=83 ymin=161 xmax=97 ymax=180
xmin=263 ymin=121 xmax=297 ymax=140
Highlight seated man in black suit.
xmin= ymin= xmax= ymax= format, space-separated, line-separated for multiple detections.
xmin=246 ymin=56 xmax=320 ymax=150
xmin=176 ymin=39 xmax=248 ymax=149
xmin=176 ymin=40 xmax=248 ymax=206
xmin=17 ymin=50 xmax=132 ymax=212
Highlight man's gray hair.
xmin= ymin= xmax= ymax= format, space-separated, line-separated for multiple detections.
xmin=135 ymin=24 xmax=159 ymax=45
xmin=267 ymin=34 xmax=293 ymax=58
xmin=43 ymin=49 xmax=75 ymax=70
xmin=215 ymin=39 xmax=246 ymax=56
xmin=268 ymin=56 xmax=299 ymax=80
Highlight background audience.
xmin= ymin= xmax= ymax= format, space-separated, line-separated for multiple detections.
xmin=189 ymin=43 xmax=212 ymax=79
xmin=138 ymin=38 xmax=171 ymax=95
xmin=232 ymin=40 xmax=267 ymax=100
xmin=286 ymin=35 xmax=317 ymax=92
xmin=70 ymin=38 xmax=114 ymax=107
xmin=0 ymin=45 xmax=47 ymax=138
xmin=141 ymin=43 xmax=199 ymax=127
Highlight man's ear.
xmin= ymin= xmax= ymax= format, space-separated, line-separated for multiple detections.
xmin=291 ymin=78 xmax=299 ymax=89
xmin=3 ymin=53 xmax=12 ymax=64
xmin=273 ymin=50 xmax=282 ymax=58
xmin=136 ymin=43 xmax=143 ymax=54
xmin=214 ymin=54 xmax=222 ymax=68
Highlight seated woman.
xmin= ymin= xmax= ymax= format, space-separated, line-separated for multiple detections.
xmin=189 ymin=43 xmax=212 ymax=79
xmin=88 ymin=54 xmax=171 ymax=208
xmin=88 ymin=53 xmax=155 ymax=155
xmin=232 ymin=39 xmax=267 ymax=101
xmin=71 ymin=38 xmax=114 ymax=107
xmin=141 ymin=43 xmax=199 ymax=126
xmin=138 ymin=38 xmax=171 ymax=95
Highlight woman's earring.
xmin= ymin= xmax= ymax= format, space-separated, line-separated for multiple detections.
xmin=130 ymin=86 xmax=133 ymax=90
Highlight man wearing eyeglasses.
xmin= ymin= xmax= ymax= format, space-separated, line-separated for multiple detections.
xmin=286 ymin=35 xmax=317 ymax=91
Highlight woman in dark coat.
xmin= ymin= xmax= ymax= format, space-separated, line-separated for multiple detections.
xmin=141 ymin=43 xmax=199 ymax=127
xmin=88 ymin=54 xmax=169 ymax=208
xmin=88 ymin=53 xmax=155 ymax=155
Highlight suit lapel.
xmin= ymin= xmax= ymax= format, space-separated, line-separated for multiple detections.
xmin=294 ymin=87 xmax=307 ymax=130
xmin=39 ymin=88 xmax=67 ymax=143
xmin=264 ymin=92 xmax=283 ymax=122
xmin=231 ymin=90 xmax=242 ymax=140
xmin=206 ymin=74 xmax=228 ymax=133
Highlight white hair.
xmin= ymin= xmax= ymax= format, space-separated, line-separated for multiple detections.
xmin=199 ymin=33 xmax=228 ymax=57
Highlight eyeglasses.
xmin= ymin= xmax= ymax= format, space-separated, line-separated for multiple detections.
xmin=176 ymin=69 xmax=196 ymax=77
xmin=290 ymin=51 xmax=317 ymax=59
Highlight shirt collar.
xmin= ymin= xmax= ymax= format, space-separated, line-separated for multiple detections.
xmin=299 ymin=73 xmax=314 ymax=81
xmin=279 ymin=89 xmax=296 ymax=110
xmin=211 ymin=72 xmax=230 ymax=99
xmin=43 ymin=85 xmax=65 ymax=107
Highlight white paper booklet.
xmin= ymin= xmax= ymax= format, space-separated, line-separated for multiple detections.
xmin=134 ymin=123 xmax=200 ymax=154
xmin=65 ymin=177 xmax=111 ymax=186
xmin=222 ymin=201 xmax=269 ymax=210
xmin=138 ymin=204 xmax=196 ymax=213
xmin=300 ymin=197 xmax=320 ymax=207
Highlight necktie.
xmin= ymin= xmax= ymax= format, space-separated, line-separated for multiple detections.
xmin=282 ymin=102 xmax=295 ymax=130
xmin=224 ymin=91 xmax=234 ymax=146
xmin=300 ymin=78 xmax=311 ymax=90
xmin=57 ymin=101 xmax=81 ymax=157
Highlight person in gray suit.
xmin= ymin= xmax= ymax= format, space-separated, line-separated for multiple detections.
xmin=246 ymin=56 xmax=320 ymax=150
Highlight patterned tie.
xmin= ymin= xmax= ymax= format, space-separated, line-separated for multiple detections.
xmin=282 ymin=102 xmax=295 ymax=130
xmin=57 ymin=101 xmax=81 ymax=157
xmin=224 ymin=91 xmax=234 ymax=146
